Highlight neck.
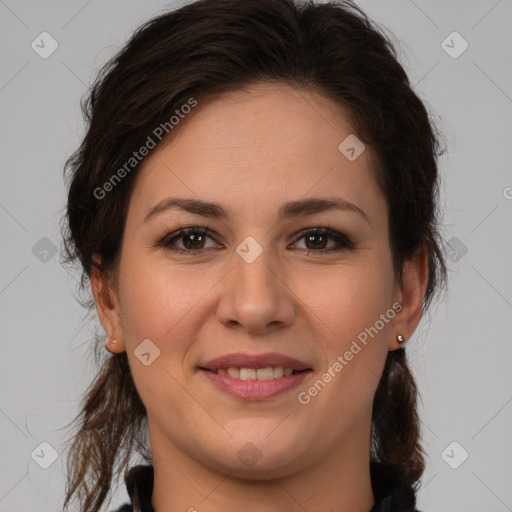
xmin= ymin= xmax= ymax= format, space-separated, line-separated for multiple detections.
xmin=149 ymin=414 xmax=375 ymax=512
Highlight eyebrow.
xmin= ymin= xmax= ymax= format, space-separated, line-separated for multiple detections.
xmin=144 ymin=197 xmax=369 ymax=224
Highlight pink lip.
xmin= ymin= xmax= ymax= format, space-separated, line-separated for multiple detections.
xmin=198 ymin=352 xmax=313 ymax=400
xmin=200 ymin=352 xmax=311 ymax=371
xmin=201 ymin=369 xmax=310 ymax=400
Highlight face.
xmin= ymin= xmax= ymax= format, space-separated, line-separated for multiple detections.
xmin=95 ymin=83 xmax=420 ymax=479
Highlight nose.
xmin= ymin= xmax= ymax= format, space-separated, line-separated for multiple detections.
xmin=216 ymin=244 xmax=296 ymax=335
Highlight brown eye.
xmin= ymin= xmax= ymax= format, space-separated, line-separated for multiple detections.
xmin=293 ymin=228 xmax=354 ymax=255
xmin=304 ymin=232 xmax=329 ymax=250
xmin=160 ymin=227 xmax=218 ymax=255
xmin=179 ymin=232 xmax=206 ymax=250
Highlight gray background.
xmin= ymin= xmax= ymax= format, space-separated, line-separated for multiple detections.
xmin=1 ymin=1 xmax=511 ymax=511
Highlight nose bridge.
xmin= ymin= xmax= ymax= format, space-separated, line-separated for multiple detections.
xmin=217 ymin=235 xmax=294 ymax=332
xmin=233 ymin=238 xmax=280 ymax=304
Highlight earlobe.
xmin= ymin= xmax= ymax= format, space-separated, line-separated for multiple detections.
xmin=389 ymin=246 xmax=429 ymax=351
xmin=105 ymin=335 xmax=122 ymax=354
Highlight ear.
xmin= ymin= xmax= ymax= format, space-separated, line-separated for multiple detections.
xmin=389 ymin=245 xmax=429 ymax=351
xmin=90 ymin=255 xmax=125 ymax=353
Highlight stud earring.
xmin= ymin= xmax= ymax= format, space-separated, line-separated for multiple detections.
xmin=111 ymin=338 xmax=117 ymax=344
xmin=396 ymin=334 xmax=405 ymax=344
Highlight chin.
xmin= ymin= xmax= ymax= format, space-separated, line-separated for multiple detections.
xmin=201 ymin=432 xmax=308 ymax=479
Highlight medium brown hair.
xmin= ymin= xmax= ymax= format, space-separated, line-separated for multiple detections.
xmin=60 ymin=0 xmax=447 ymax=510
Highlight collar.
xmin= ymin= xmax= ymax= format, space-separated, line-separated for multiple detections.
xmin=120 ymin=460 xmax=418 ymax=512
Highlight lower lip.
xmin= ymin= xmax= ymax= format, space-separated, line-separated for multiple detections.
xmin=200 ymin=369 xmax=310 ymax=400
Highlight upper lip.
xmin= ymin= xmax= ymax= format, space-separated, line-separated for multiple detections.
xmin=200 ymin=352 xmax=312 ymax=371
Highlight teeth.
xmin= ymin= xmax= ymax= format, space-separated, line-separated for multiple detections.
xmin=272 ymin=366 xmax=284 ymax=378
xmin=216 ymin=366 xmax=298 ymax=380
xmin=227 ymin=367 xmax=240 ymax=379
xmin=240 ymin=368 xmax=256 ymax=380
xmin=256 ymin=367 xmax=274 ymax=380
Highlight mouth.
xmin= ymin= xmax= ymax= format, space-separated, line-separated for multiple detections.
xmin=198 ymin=352 xmax=313 ymax=400
xmin=201 ymin=366 xmax=309 ymax=380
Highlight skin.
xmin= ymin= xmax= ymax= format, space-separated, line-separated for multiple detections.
xmin=91 ymin=82 xmax=428 ymax=512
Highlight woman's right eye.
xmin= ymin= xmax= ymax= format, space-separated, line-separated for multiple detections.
xmin=159 ymin=227 xmax=218 ymax=255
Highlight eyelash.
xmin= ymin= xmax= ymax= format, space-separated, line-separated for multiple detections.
xmin=157 ymin=224 xmax=354 ymax=257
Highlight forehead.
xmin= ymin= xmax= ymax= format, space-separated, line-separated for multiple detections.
xmin=167 ymin=83 xmax=357 ymax=161
xmin=126 ymin=83 xmax=385 ymax=224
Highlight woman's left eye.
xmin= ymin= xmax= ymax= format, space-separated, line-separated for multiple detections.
xmin=292 ymin=228 xmax=354 ymax=254
xmin=158 ymin=226 xmax=354 ymax=256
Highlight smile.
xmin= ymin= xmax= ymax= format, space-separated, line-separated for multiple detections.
xmin=209 ymin=366 xmax=301 ymax=380
xmin=198 ymin=351 xmax=313 ymax=399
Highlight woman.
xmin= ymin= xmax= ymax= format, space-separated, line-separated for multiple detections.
xmin=60 ymin=0 xmax=447 ymax=510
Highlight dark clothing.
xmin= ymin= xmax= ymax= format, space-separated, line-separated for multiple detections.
xmin=111 ymin=460 xmax=419 ymax=511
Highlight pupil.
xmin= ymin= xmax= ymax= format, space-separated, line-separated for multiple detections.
xmin=185 ymin=234 xmax=203 ymax=249
xmin=307 ymin=234 xmax=326 ymax=250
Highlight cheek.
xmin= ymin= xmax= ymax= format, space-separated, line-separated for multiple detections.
xmin=293 ymin=256 xmax=394 ymax=401
xmin=296 ymin=259 xmax=395 ymax=344
xmin=116 ymin=254 xmax=203 ymax=413
xmin=117 ymin=251 xmax=202 ymax=350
